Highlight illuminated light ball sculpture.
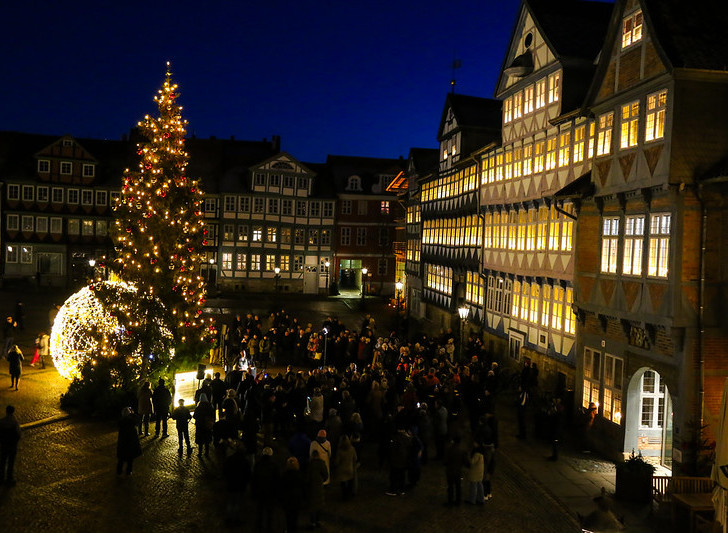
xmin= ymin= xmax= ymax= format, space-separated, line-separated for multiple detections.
xmin=50 ymin=281 xmax=174 ymax=380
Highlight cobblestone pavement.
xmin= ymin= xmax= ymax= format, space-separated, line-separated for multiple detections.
xmin=0 ymin=418 xmax=580 ymax=533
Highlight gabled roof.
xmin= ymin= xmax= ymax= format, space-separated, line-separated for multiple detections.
xmin=326 ymin=154 xmax=405 ymax=195
xmin=641 ymin=0 xmax=728 ymax=71
xmin=437 ymin=93 xmax=502 ymax=141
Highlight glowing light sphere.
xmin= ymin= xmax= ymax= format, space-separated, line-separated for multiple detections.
xmin=51 ymin=281 xmax=174 ymax=380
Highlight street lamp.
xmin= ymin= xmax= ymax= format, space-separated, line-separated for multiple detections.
xmin=274 ymin=266 xmax=281 ymax=294
xmin=458 ymin=305 xmax=469 ymax=362
xmin=361 ymin=267 xmax=368 ymax=306
xmin=395 ymin=281 xmax=403 ymax=311
xmin=208 ymin=258 xmax=215 ymax=286
xmin=324 ymin=260 xmax=330 ymax=295
xmin=88 ymin=259 xmax=96 ymax=268
xmin=322 ymin=326 xmax=329 ymax=368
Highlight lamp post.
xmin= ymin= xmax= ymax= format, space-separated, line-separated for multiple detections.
xmin=274 ymin=266 xmax=281 ymax=293
xmin=322 ymin=326 xmax=329 ymax=368
xmin=208 ymin=258 xmax=215 ymax=286
xmin=324 ymin=260 xmax=330 ymax=295
xmin=361 ymin=267 xmax=368 ymax=309
xmin=87 ymin=258 xmax=96 ymax=282
xmin=395 ymin=281 xmax=403 ymax=311
xmin=458 ymin=305 xmax=469 ymax=363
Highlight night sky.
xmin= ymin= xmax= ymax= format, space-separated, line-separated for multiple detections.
xmin=2 ymin=0 xmax=523 ymax=163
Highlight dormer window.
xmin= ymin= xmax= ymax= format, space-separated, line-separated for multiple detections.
xmin=62 ymin=139 xmax=73 ymax=147
xmin=346 ymin=176 xmax=362 ymax=191
xmin=622 ymin=10 xmax=643 ymax=49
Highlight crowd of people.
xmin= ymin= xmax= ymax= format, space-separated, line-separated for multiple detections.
xmin=120 ymin=308 xmax=518 ymax=531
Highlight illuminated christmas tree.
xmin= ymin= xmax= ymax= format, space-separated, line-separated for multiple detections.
xmin=96 ymin=62 xmax=211 ymax=378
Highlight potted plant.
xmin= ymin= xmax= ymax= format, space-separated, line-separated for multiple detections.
xmin=615 ymin=450 xmax=655 ymax=503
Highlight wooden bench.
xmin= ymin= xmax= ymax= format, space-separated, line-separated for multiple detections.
xmin=652 ymin=476 xmax=714 ymax=515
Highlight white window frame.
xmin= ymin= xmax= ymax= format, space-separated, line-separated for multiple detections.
xmin=21 ymin=215 xmax=34 ymax=232
xmin=341 ymin=227 xmax=351 ymax=246
xmin=37 ymin=186 xmax=49 ymax=203
xmin=648 ymin=213 xmax=670 ymax=278
xmin=95 ymin=191 xmax=107 ymax=206
xmin=36 ymin=216 xmax=48 ymax=234
xmin=38 ymin=160 xmax=50 ymax=173
xmin=7 ymin=184 xmax=20 ymax=200
xmin=645 ymin=89 xmax=667 ymax=143
xmin=601 ymin=217 xmax=620 ymax=274
xmin=7 ymin=214 xmax=19 ymax=231
xmin=621 ymin=9 xmax=643 ymax=49
xmin=82 ymin=220 xmax=94 ymax=236
xmin=60 ymin=161 xmax=72 ymax=175
xmin=620 ymin=101 xmax=639 ymax=149
xmin=22 ymin=185 xmax=34 ymax=202
xmin=67 ymin=189 xmax=79 ymax=205
xmin=224 ymin=195 xmax=236 ymax=212
xmin=596 ymin=112 xmax=614 ymax=156
xmin=81 ymin=189 xmax=93 ymax=206
xmin=50 ymin=217 xmax=62 ymax=234
xmin=82 ymin=164 xmax=95 ymax=177
xmin=623 ymin=215 xmax=645 ymax=276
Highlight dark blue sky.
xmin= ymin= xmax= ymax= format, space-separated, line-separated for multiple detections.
xmin=1 ymin=0 xmax=522 ymax=162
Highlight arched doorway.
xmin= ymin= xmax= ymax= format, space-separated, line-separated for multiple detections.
xmin=624 ymin=367 xmax=673 ymax=471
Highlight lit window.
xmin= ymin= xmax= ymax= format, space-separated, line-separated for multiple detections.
xmin=620 ymin=101 xmax=639 ymax=149
xmin=294 ymin=229 xmax=305 ymax=244
xmin=529 ymin=283 xmax=539 ymax=323
xmin=267 ymin=227 xmax=277 ymax=242
xmin=252 ymin=227 xmax=263 ymax=242
xmin=534 ymin=142 xmax=544 ymax=173
xmin=622 ymin=10 xmax=643 ymax=49
xmin=504 ymin=151 xmax=513 ymax=180
xmin=601 ymin=217 xmax=620 ymax=273
xmin=280 ymin=255 xmax=290 ymax=271
xmin=603 ymin=354 xmax=624 ymax=424
xmin=504 ymin=97 xmax=513 ymax=123
xmin=511 ymin=281 xmax=521 ymax=317
xmin=523 ymin=85 xmax=534 ymax=115
xmin=541 ymin=284 xmax=551 ymax=327
xmin=308 ymin=229 xmax=319 ymax=245
xmin=82 ymin=220 xmax=94 ymax=236
xmin=546 ymin=138 xmax=557 ymax=170
xmin=381 ymin=201 xmax=390 ymax=214
xmin=96 ymin=220 xmax=107 ymax=236
xmin=513 ymin=147 xmax=522 ymax=178
xmin=583 ymin=348 xmax=601 ymax=409
xmin=564 ymin=287 xmax=575 ymax=334
xmin=237 ymin=225 xmax=248 ymax=241
xmin=281 ymin=228 xmax=291 ymax=244
xmin=548 ymin=206 xmax=560 ymax=251
xmin=251 ymin=254 xmax=261 ymax=271
xmin=222 ymin=253 xmax=232 ymax=270
xmin=266 ymin=255 xmax=276 ymax=271
xmin=294 ymin=256 xmax=303 ymax=271
xmin=235 ymin=253 xmax=247 ymax=271
xmin=597 ymin=112 xmax=614 ymax=156
xmin=548 ymin=72 xmax=560 ymax=103
xmin=587 ymin=122 xmax=596 ymax=159
xmin=648 ymin=213 xmax=670 ymax=278
xmin=513 ymin=91 xmax=523 ymax=120
xmin=623 ymin=215 xmax=644 ymax=276
xmin=561 ymin=204 xmax=574 ymax=251
xmin=523 ymin=145 xmax=533 ymax=175
xmin=573 ymin=126 xmax=585 ymax=163
xmin=535 ymin=79 xmax=546 ymax=109
xmin=645 ymin=89 xmax=667 ymax=142
xmin=640 ymin=370 xmax=666 ymax=429
xmin=558 ymin=131 xmax=571 ymax=167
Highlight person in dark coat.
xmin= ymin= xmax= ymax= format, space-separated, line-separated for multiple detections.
xmin=210 ymin=372 xmax=227 ymax=419
xmin=444 ymin=435 xmax=468 ymax=505
xmin=252 ymin=447 xmax=279 ymax=533
xmin=223 ymin=439 xmax=251 ymax=526
xmin=6 ymin=345 xmax=23 ymax=390
xmin=116 ymin=407 xmax=141 ymax=477
xmin=307 ymin=449 xmax=328 ymax=528
xmin=171 ymin=399 xmax=193 ymax=454
xmin=152 ymin=378 xmax=172 ymax=438
xmin=193 ymin=393 xmax=215 ymax=457
xmin=0 ymin=405 xmax=21 ymax=485
xmin=280 ymin=456 xmax=305 ymax=533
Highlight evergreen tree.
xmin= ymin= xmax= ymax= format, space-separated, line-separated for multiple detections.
xmin=97 ymin=63 xmax=211 ymax=378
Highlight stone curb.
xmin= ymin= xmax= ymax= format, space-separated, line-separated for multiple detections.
xmin=20 ymin=413 xmax=70 ymax=430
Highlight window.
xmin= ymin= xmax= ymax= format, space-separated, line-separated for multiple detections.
xmin=269 ymin=174 xmax=280 ymax=187
xmin=648 ymin=213 xmax=670 ymax=278
xmin=520 ymin=281 xmax=530 ymax=321
xmin=252 ymin=227 xmax=263 ymax=242
xmin=356 ymin=227 xmax=367 ymax=246
xmin=235 ymin=253 xmax=247 ymax=271
xmin=22 ymin=185 xmax=34 ymax=202
xmin=237 ymin=225 xmax=248 ymax=241
xmin=22 ymin=215 xmax=34 ymax=232
xmin=96 ymin=220 xmax=107 ymax=236
xmin=266 ymin=255 xmax=276 ymax=271
xmin=425 ymin=263 xmax=453 ymax=295
xmin=37 ymin=186 xmax=49 ymax=202
xmin=558 ymin=132 xmax=570 ymax=167
xmin=280 ymin=255 xmax=290 ymax=271
xmin=204 ymin=198 xmax=216 ymax=213
xmin=82 ymin=220 xmax=94 ymax=236
xmin=622 ymin=9 xmax=643 ymax=49
xmin=573 ymin=126 xmax=585 ymax=163
xmin=308 ymin=229 xmax=319 ymax=245
xmin=620 ymin=101 xmax=639 ymax=149
xmin=268 ymin=198 xmax=279 ymax=215
xmin=294 ymin=256 xmax=304 ymax=271
xmin=253 ymin=198 xmax=265 ymax=214
xmin=603 ymin=354 xmax=624 ymax=424
xmin=564 ymin=287 xmax=575 ymax=335
xmin=523 ymin=144 xmax=533 ymax=175
xmin=623 ymin=215 xmax=645 ymax=276
xmin=551 ymin=285 xmax=564 ymax=330
xmin=380 ymin=201 xmax=390 ymax=214
xmin=601 ymin=217 xmax=620 ymax=273
xmin=511 ymin=280 xmax=521 ymax=317
xmin=36 ymin=216 xmax=48 ymax=234
xmin=251 ymin=254 xmax=261 ymax=270
xmin=645 ymin=89 xmax=667 ymax=142
xmin=341 ymin=227 xmax=351 ymax=246
xmin=378 ymin=227 xmax=389 ymax=246
xmin=596 ymin=112 xmax=614 ymax=156
xmin=548 ymin=72 xmax=560 ymax=103
xmin=323 ymin=202 xmax=334 ymax=217
xmin=254 ymin=173 xmax=265 ymax=186
xmin=296 ymin=201 xmax=307 ymax=217
xmin=513 ymin=147 xmax=522 ymax=178
xmin=378 ymin=259 xmax=388 ymax=275
xmin=297 ymin=177 xmax=307 ymax=190
xmin=223 ymin=224 xmax=234 ymax=241
xmin=529 ymin=283 xmax=540 ymax=323
xmin=541 ymin=284 xmax=551 ymax=327
xmin=224 ymin=196 xmax=236 ymax=212
xmin=469 ymin=272 xmax=485 ymax=307
xmin=309 ymin=201 xmax=320 ymax=217
xmin=587 ymin=122 xmax=596 ymax=159
xmin=357 ymin=201 xmax=367 ymax=215
xmin=347 ymin=176 xmax=362 ymax=191
xmin=81 ymin=190 xmax=93 ymax=205
xmin=68 ymin=219 xmax=80 ymax=235
xmin=239 ymin=197 xmax=250 ymax=213
xmin=523 ymin=85 xmax=534 ymax=115
xmin=110 ymin=191 xmax=121 ymax=204
xmin=281 ymin=228 xmax=291 ymax=244
xmin=283 ymin=175 xmax=295 ymax=188
xmin=535 ymin=79 xmax=546 ymax=109
xmin=7 ymin=184 xmax=20 ymax=200
xmin=7 ymin=214 xmax=19 ymax=231
xmin=82 ymin=164 xmax=95 ymax=177
xmin=282 ymin=199 xmax=293 ymax=216
xmin=640 ymin=371 xmax=665 ymax=429
xmin=6 ymin=245 xmax=18 ymax=263
xmin=546 ymin=137 xmax=557 ymax=170
xmin=294 ymin=229 xmax=305 ymax=245
xmin=534 ymin=142 xmax=544 ymax=173
xmin=50 ymin=217 xmax=62 ymax=233
xmin=95 ymin=191 xmax=107 ymax=206
xmin=513 ymin=91 xmax=523 ymax=120
xmin=38 ymin=160 xmax=50 ymax=173
xmin=222 ymin=253 xmax=232 ymax=270
xmin=504 ymin=97 xmax=513 ymax=123
xmin=60 ymin=161 xmax=72 ymax=175
xmin=20 ymin=246 xmax=32 ymax=264
xmin=341 ymin=200 xmax=352 ymax=215
xmin=583 ymin=348 xmax=601 ymax=409
xmin=321 ymin=229 xmax=331 ymax=246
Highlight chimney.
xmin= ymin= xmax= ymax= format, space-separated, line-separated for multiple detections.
xmin=272 ymin=135 xmax=281 ymax=152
